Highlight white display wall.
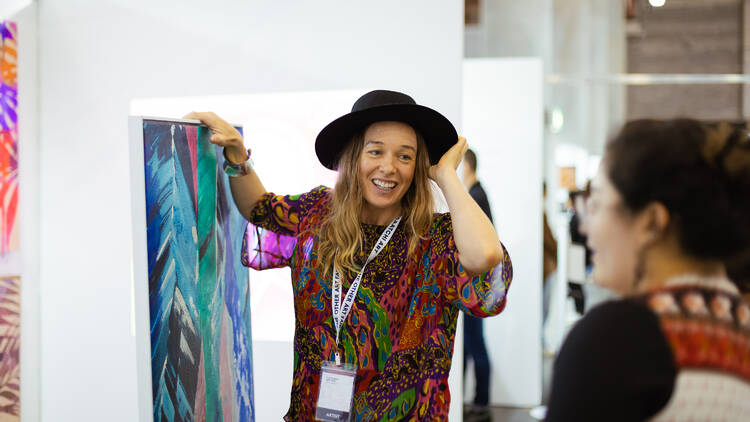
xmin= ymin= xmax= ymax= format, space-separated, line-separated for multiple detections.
xmin=462 ymin=58 xmax=544 ymax=407
xmin=38 ymin=1 xmax=464 ymax=421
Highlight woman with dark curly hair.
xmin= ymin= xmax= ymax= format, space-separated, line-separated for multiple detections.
xmin=547 ymin=119 xmax=750 ymax=421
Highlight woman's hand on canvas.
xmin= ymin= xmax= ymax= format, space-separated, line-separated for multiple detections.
xmin=428 ymin=136 xmax=468 ymax=186
xmin=184 ymin=112 xmax=248 ymax=164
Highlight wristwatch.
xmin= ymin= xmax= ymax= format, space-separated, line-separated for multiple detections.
xmin=223 ymin=148 xmax=254 ymax=177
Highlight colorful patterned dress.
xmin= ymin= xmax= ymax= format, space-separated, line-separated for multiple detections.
xmin=242 ymin=186 xmax=513 ymax=421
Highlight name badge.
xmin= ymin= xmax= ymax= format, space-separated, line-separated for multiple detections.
xmin=315 ymin=361 xmax=357 ymax=422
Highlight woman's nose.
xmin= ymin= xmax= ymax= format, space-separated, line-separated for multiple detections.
xmin=378 ymin=156 xmax=396 ymax=174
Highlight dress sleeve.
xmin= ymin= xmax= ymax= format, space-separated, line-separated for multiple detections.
xmin=433 ymin=214 xmax=513 ymax=317
xmin=546 ymin=300 xmax=676 ymax=422
xmin=241 ymin=186 xmax=329 ymax=270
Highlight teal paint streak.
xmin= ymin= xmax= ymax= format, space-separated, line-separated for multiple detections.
xmin=196 ymin=126 xmax=222 ymax=421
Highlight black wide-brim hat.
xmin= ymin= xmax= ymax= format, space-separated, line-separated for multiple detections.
xmin=315 ymin=90 xmax=458 ymax=170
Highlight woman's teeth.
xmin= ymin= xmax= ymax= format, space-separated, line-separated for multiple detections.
xmin=373 ymin=179 xmax=396 ymax=190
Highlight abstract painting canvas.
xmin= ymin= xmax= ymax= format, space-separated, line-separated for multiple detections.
xmin=0 ymin=22 xmax=18 ymax=256
xmin=0 ymin=276 xmax=19 ymax=421
xmin=130 ymin=117 xmax=254 ymax=422
xmin=130 ymin=91 xmax=358 ymax=349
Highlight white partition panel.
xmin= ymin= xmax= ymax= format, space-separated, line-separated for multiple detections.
xmin=462 ymin=58 xmax=544 ymax=407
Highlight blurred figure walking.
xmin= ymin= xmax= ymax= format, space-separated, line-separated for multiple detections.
xmin=462 ymin=149 xmax=494 ymax=422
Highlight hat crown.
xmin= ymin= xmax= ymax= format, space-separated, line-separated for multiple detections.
xmin=316 ymin=89 xmax=456 ymax=170
xmin=351 ymin=90 xmax=416 ymax=113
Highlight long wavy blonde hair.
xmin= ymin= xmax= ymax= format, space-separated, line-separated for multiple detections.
xmin=315 ymin=125 xmax=435 ymax=279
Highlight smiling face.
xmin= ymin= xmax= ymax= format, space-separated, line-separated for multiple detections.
xmin=585 ymin=164 xmax=642 ymax=295
xmin=358 ymin=121 xmax=418 ymax=224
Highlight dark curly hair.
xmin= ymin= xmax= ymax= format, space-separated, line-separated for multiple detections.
xmin=605 ymin=119 xmax=750 ymax=265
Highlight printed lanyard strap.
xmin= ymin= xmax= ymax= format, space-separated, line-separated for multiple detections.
xmin=331 ymin=216 xmax=401 ymax=363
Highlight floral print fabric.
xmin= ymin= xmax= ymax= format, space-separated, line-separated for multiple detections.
xmin=242 ymin=186 xmax=513 ymax=421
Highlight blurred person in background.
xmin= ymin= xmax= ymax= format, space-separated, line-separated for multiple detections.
xmin=542 ymin=182 xmax=558 ymax=322
xmin=461 ymin=148 xmax=495 ymax=422
xmin=567 ymin=187 xmax=590 ymax=314
xmin=547 ymin=119 xmax=750 ymax=421
xmin=567 ymin=184 xmax=591 ymax=258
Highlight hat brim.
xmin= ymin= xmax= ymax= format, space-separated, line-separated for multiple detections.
xmin=315 ymin=104 xmax=458 ymax=170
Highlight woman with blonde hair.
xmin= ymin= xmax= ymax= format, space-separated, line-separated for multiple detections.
xmin=188 ymin=90 xmax=513 ymax=421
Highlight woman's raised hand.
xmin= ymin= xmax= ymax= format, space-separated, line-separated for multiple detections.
xmin=184 ymin=112 xmax=248 ymax=164
xmin=429 ymin=136 xmax=468 ymax=184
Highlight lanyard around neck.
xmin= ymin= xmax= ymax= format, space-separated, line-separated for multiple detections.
xmin=331 ymin=216 xmax=401 ymax=365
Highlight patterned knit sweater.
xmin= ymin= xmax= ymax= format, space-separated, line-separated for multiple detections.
xmin=547 ymin=275 xmax=750 ymax=421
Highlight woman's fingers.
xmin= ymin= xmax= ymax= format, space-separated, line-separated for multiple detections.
xmin=428 ymin=136 xmax=469 ymax=182
xmin=209 ymin=133 xmax=228 ymax=146
xmin=183 ymin=112 xmax=243 ymax=148
xmin=458 ymin=136 xmax=469 ymax=158
xmin=183 ymin=111 xmax=213 ymax=124
xmin=443 ymin=136 xmax=467 ymax=169
xmin=184 ymin=111 xmax=223 ymax=128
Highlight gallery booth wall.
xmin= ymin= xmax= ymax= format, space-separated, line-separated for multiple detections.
xmin=462 ymin=58 xmax=543 ymax=408
xmin=32 ymin=0 xmax=464 ymax=421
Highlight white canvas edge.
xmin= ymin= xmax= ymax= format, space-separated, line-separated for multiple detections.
xmin=140 ymin=115 xmax=242 ymax=127
xmin=128 ymin=116 xmax=154 ymax=422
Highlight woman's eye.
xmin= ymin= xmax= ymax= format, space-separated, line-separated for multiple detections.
xmin=400 ymin=155 xmax=413 ymax=161
xmin=367 ymin=150 xmax=380 ymax=156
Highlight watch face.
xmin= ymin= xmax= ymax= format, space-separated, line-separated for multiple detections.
xmin=223 ymin=156 xmax=252 ymax=177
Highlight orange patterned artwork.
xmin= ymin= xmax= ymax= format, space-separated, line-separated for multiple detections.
xmin=0 ymin=276 xmax=19 ymax=421
xmin=0 ymin=21 xmax=18 ymax=255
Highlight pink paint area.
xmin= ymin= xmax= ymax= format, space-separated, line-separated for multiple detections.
xmin=0 ymin=130 xmax=17 ymax=254
xmin=0 ymin=20 xmax=18 ymax=257
xmin=194 ymin=347 xmax=206 ymax=421
xmin=184 ymin=125 xmax=198 ymax=212
xmin=219 ymin=304 xmax=236 ymax=421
